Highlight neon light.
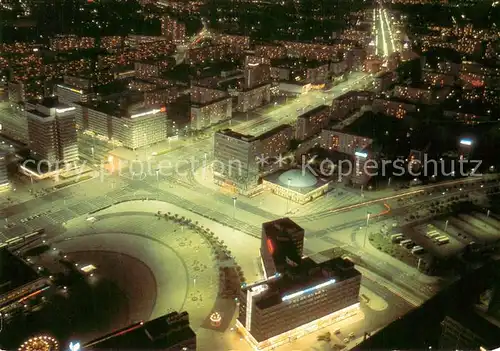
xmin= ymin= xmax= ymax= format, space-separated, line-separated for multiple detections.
xmin=355 ymin=151 xmax=368 ymax=158
xmin=267 ymin=238 xmax=274 ymax=255
xmin=282 ymin=278 xmax=336 ymax=301
xmin=56 ymin=107 xmax=76 ymax=113
xmin=460 ymin=139 xmax=472 ymax=146
xmin=248 ymin=63 xmax=260 ymax=67
xmin=56 ymin=84 xmax=83 ymax=94
xmin=19 ymin=286 xmax=50 ymax=302
xmin=84 ymin=322 xmax=144 ymax=348
xmin=130 ymin=109 xmax=162 ymax=118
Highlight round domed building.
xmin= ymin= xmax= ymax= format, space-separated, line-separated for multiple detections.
xmin=262 ymin=168 xmax=331 ymax=205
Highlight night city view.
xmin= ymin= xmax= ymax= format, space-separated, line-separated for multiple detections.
xmin=1 ymin=0 xmax=500 ymax=350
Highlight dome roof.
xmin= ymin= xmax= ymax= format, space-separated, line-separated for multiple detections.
xmin=278 ymin=169 xmax=317 ymax=188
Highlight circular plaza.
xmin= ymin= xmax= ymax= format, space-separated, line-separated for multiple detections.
xmin=54 ymin=202 xmax=223 ymax=333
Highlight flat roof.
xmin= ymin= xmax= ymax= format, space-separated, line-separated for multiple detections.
xmin=253 ymin=257 xmax=360 ymax=310
xmin=0 ymin=248 xmax=40 ymax=296
xmin=255 ymin=124 xmax=292 ymax=141
xmin=216 ymin=129 xmax=254 ymax=142
xmin=298 ymin=105 xmax=330 ymax=119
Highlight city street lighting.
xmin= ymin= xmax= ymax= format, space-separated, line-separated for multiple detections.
xmin=444 ymin=220 xmax=449 ymax=232
xmin=232 ymin=196 xmax=237 ymax=219
xmin=363 ymin=212 xmax=371 ymax=248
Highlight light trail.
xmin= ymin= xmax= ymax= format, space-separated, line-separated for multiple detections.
xmin=373 ymin=8 xmax=378 ymax=56
xmin=378 ymin=8 xmax=388 ymax=57
xmin=382 ymin=8 xmax=396 ymax=53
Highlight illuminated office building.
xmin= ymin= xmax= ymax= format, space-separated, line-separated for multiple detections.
xmin=213 ymin=129 xmax=261 ymax=193
xmin=26 ymin=97 xmax=79 ymax=164
xmin=55 ymin=83 xmax=93 ymax=105
xmin=112 ymin=107 xmax=167 ymax=149
xmin=237 ymin=218 xmax=361 ymax=350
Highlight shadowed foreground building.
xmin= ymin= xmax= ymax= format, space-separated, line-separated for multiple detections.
xmin=237 ymin=218 xmax=361 ymax=350
xmin=84 ymin=311 xmax=196 ymax=351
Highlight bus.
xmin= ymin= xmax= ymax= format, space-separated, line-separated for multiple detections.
xmin=437 ymin=237 xmax=450 ymax=245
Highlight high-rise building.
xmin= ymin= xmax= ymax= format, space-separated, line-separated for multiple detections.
xmin=237 ymin=218 xmax=361 ymax=350
xmin=213 ymin=129 xmax=261 ymax=192
xmin=161 ymin=16 xmax=186 ymax=44
xmin=244 ymin=59 xmax=271 ymax=90
xmin=85 ymin=311 xmax=196 ymax=350
xmin=26 ymin=97 xmax=79 ymax=164
xmin=8 ymin=81 xmax=26 ymax=103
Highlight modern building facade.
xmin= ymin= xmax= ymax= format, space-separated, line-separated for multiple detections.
xmin=295 ymin=105 xmax=330 ymax=141
xmin=26 ymin=98 xmax=79 ymax=165
xmin=237 ymin=218 xmax=361 ymax=350
xmin=213 ymin=129 xmax=260 ymax=193
xmin=235 ymin=84 xmax=271 ymax=113
xmin=161 ymin=16 xmax=186 ymax=43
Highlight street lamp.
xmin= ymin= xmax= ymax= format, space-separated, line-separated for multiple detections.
xmin=363 ymin=211 xmax=371 ymax=248
xmin=155 ymin=169 xmax=160 ymax=189
xmin=444 ymin=220 xmax=449 ymax=232
xmin=232 ymin=196 xmax=237 ymax=219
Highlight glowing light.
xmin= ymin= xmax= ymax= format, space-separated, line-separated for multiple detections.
xmin=460 ymin=139 xmax=472 ymax=146
xmin=69 ymin=342 xmax=80 ymax=351
xmin=267 ymin=238 xmax=274 ymax=255
xmin=282 ymin=278 xmax=336 ymax=301
xmin=18 ymin=335 xmax=59 ymax=351
xmin=130 ymin=109 xmax=162 ymax=118
xmin=55 ymin=107 xmax=76 ymax=114
xmin=56 ymin=84 xmax=83 ymax=94
xmin=210 ymin=312 xmax=222 ymax=326
xmin=248 ymin=63 xmax=260 ymax=67
xmin=355 ymin=151 xmax=368 ymax=158
xmin=80 ymin=264 xmax=96 ymax=273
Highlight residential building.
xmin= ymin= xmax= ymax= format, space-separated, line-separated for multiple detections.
xmin=190 ymin=86 xmax=232 ymax=130
xmin=161 ymin=16 xmax=186 ymax=43
xmin=8 ymin=81 xmax=26 ymax=103
xmin=373 ymin=71 xmax=397 ymax=93
xmin=372 ymin=97 xmax=417 ymax=119
xmin=295 ymin=105 xmax=330 ymax=141
xmin=237 ymin=218 xmax=361 ymax=350
xmin=235 ymin=84 xmax=271 ymax=113
xmin=331 ymin=91 xmax=373 ymax=120
xmin=257 ymin=124 xmax=293 ymax=159
xmin=55 ymin=83 xmax=93 ymax=105
xmin=85 ymin=311 xmax=196 ymax=351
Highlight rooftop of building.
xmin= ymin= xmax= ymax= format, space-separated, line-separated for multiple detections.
xmin=396 ymin=82 xmax=434 ymax=91
xmin=0 ymin=248 xmax=41 ymax=297
xmin=271 ymin=58 xmax=329 ymax=69
xmin=216 ymin=128 xmax=254 ymax=141
xmin=190 ymin=95 xmax=231 ymax=108
xmin=86 ymin=312 xmax=196 ymax=350
xmin=253 ymin=257 xmax=360 ymax=310
xmin=255 ymin=124 xmax=292 ymax=141
xmin=298 ymin=105 xmax=330 ymax=119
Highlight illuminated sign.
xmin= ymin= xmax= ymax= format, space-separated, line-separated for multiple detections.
xmin=267 ymin=238 xmax=274 ymax=255
xmin=282 ymin=278 xmax=336 ymax=301
xmin=56 ymin=107 xmax=76 ymax=114
xmin=248 ymin=63 xmax=260 ymax=67
xmin=57 ymin=84 xmax=83 ymax=94
xmin=460 ymin=139 xmax=472 ymax=146
xmin=130 ymin=109 xmax=162 ymax=118
xmin=355 ymin=151 xmax=368 ymax=158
